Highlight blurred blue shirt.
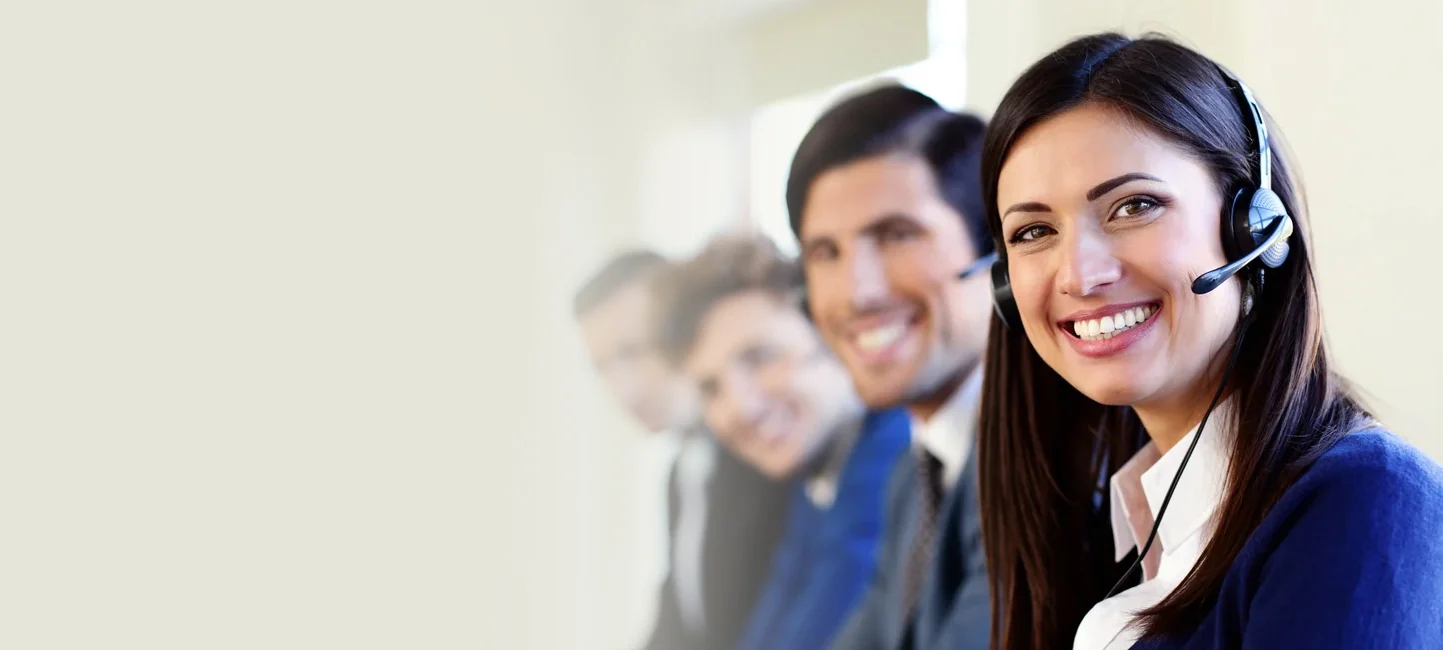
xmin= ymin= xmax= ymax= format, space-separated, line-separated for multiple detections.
xmin=735 ymin=408 xmax=910 ymax=650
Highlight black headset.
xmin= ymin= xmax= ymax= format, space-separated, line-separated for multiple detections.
xmin=989 ymin=62 xmax=1295 ymax=330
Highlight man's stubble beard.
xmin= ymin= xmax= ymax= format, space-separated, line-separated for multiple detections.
xmin=902 ymin=298 xmax=978 ymax=415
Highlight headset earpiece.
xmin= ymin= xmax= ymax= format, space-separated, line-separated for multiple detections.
xmin=990 ymin=256 xmax=1020 ymax=330
xmin=1246 ymin=187 xmax=1292 ymax=268
xmin=1191 ymin=65 xmax=1294 ymax=296
xmin=1225 ymin=184 xmax=1291 ymax=269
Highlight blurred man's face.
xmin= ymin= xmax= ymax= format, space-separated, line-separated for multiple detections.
xmin=579 ymin=281 xmax=698 ymax=433
xmin=799 ymin=154 xmax=992 ymax=416
xmin=683 ymin=290 xmax=861 ymax=479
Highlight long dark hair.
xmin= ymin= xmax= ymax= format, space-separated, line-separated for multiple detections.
xmin=975 ymin=33 xmax=1371 ymax=649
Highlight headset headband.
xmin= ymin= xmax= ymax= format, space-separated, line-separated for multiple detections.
xmin=1214 ymin=64 xmax=1272 ymax=191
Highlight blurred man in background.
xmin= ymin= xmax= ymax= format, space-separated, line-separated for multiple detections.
xmin=653 ymin=234 xmax=910 ymax=650
xmin=788 ymin=84 xmax=995 ymax=650
xmin=574 ymin=250 xmax=788 ymax=650
xmin=576 ymin=251 xmax=698 ymax=434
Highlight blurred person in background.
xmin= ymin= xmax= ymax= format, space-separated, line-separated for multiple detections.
xmin=574 ymin=250 xmax=789 ymax=650
xmin=576 ymin=251 xmax=697 ymax=435
xmin=977 ymin=33 xmax=1443 ymax=650
xmin=653 ymin=234 xmax=910 ymax=650
xmin=788 ymin=84 xmax=995 ymax=650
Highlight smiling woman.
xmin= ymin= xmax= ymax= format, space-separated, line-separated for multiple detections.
xmin=974 ymin=32 xmax=1443 ymax=650
xmin=995 ymin=101 xmax=1243 ymax=411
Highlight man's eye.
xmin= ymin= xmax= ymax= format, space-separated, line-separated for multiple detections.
xmin=804 ymin=243 xmax=838 ymax=263
xmin=877 ymin=227 xmax=919 ymax=244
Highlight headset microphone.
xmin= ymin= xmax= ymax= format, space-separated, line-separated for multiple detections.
xmin=1191 ymin=212 xmax=1294 ymax=294
xmin=957 ymin=252 xmax=998 ymax=281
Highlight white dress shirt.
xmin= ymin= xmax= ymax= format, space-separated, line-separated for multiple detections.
xmin=671 ymin=429 xmax=716 ymax=633
xmin=1073 ymin=403 xmax=1232 ymax=650
xmin=910 ymin=365 xmax=984 ymax=489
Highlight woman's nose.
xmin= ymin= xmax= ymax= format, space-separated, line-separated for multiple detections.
xmin=1057 ymin=228 xmax=1122 ymax=297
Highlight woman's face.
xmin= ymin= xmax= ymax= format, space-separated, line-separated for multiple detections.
xmin=995 ymin=102 xmax=1241 ymax=410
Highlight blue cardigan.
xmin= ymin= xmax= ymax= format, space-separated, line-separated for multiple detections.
xmin=735 ymin=409 xmax=911 ymax=650
xmin=1133 ymin=428 xmax=1443 ymax=649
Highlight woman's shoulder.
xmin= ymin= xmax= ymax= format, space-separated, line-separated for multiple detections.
xmin=1304 ymin=427 xmax=1443 ymax=494
xmin=1214 ymin=427 xmax=1443 ymax=649
xmin=1269 ymin=426 xmax=1443 ymax=538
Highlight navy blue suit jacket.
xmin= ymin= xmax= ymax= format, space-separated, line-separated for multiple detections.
xmin=1132 ymin=429 xmax=1443 ymax=649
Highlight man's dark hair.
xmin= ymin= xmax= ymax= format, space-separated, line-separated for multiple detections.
xmin=651 ymin=234 xmax=803 ymax=367
xmin=785 ymin=83 xmax=992 ymax=257
xmin=572 ymin=249 xmax=669 ymax=319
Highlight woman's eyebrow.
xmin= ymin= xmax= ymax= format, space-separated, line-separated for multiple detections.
xmin=1086 ymin=172 xmax=1163 ymax=201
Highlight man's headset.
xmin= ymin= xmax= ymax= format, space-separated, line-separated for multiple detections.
xmin=988 ymin=63 xmax=1295 ymax=330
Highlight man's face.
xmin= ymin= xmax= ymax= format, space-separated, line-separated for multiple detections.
xmin=798 ymin=154 xmax=992 ymax=412
xmin=578 ymin=281 xmax=697 ymax=433
xmin=682 ymin=290 xmax=860 ymax=479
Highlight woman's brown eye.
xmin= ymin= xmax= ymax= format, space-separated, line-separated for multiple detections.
xmin=1010 ymin=224 xmax=1055 ymax=244
xmin=1115 ymin=197 xmax=1159 ymax=218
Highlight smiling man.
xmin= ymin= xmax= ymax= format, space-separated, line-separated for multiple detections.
xmin=788 ymin=84 xmax=995 ymax=650
xmin=652 ymin=234 xmax=910 ymax=650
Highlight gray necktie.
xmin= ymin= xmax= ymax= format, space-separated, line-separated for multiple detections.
xmin=902 ymin=450 xmax=945 ymax=622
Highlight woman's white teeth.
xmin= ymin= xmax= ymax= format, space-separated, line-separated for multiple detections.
xmin=1073 ymin=305 xmax=1156 ymax=341
xmin=857 ymin=323 xmax=906 ymax=352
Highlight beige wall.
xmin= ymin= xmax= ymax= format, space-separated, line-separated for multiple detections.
xmin=5 ymin=0 xmax=716 ymax=648
xmin=741 ymin=0 xmax=932 ymax=106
